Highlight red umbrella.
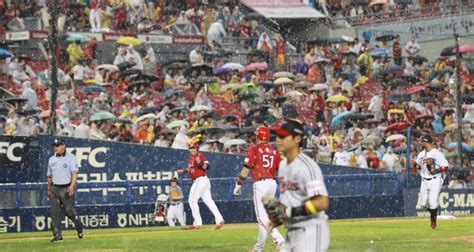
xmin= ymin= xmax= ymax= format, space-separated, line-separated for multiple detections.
xmin=385 ymin=122 xmax=410 ymax=132
xmin=406 ymin=85 xmax=426 ymax=94
xmin=452 ymin=45 xmax=474 ymax=55
xmin=39 ymin=109 xmax=64 ymax=118
xmin=245 ymin=62 xmax=268 ymax=72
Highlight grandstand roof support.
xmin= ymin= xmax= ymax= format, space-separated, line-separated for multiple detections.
xmin=48 ymin=0 xmax=60 ymax=135
xmin=454 ymin=30 xmax=464 ymax=169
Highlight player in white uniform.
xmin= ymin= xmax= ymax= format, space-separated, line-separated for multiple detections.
xmin=264 ymin=119 xmax=330 ymax=252
xmin=167 ymin=177 xmax=185 ymax=226
xmin=414 ymin=135 xmax=449 ymax=229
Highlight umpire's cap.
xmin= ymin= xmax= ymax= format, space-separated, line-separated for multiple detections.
xmin=52 ymin=138 xmax=65 ymax=146
xmin=421 ymin=135 xmax=433 ymax=143
xmin=271 ymin=119 xmax=305 ymax=138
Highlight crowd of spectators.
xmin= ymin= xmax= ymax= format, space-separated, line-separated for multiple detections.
xmin=0 ymin=0 xmax=472 ymax=181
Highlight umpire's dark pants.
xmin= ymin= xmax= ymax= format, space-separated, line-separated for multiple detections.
xmin=50 ymin=184 xmax=84 ymax=236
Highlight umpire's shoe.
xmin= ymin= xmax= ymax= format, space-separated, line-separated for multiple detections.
xmin=50 ymin=235 xmax=63 ymax=242
xmin=77 ymin=227 xmax=85 ymax=239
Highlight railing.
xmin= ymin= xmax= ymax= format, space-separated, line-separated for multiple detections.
xmin=0 ymin=174 xmax=402 ymax=209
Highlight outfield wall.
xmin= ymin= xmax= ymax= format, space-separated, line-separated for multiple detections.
xmin=0 ymin=136 xmax=471 ymax=233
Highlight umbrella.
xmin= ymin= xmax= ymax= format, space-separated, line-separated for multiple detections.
xmin=96 ymin=64 xmax=119 ymax=72
xmin=201 ymin=127 xmax=228 ymax=136
xmin=285 ymin=90 xmax=304 ymax=98
xmin=309 ymin=83 xmax=329 ymax=91
xmin=388 ymin=93 xmax=411 ymax=102
xmin=116 ymin=36 xmax=142 ymax=46
xmin=370 ymin=48 xmax=389 ymax=57
xmin=386 ymin=122 xmax=410 ymax=132
xmin=375 ymin=34 xmax=396 ymax=41
xmin=66 ymin=33 xmax=89 ymax=42
xmin=308 ymin=37 xmax=346 ymax=46
xmin=274 ymin=77 xmax=294 ymax=85
xmin=220 ymin=83 xmax=241 ymax=92
xmin=426 ymin=83 xmax=445 ymax=91
xmin=0 ymin=49 xmax=13 ymax=59
xmin=388 ymin=109 xmax=404 ymax=114
xmin=326 ymin=95 xmax=349 ymax=103
xmin=369 ymin=0 xmax=388 ymax=7
xmin=224 ymin=139 xmax=247 ymax=147
xmin=190 ymin=105 xmax=213 ymax=112
xmin=385 ymin=78 xmax=407 ymax=88
xmin=195 ymin=76 xmax=217 ymax=85
xmin=416 ymin=97 xmax=434 ymax=104
xmin=274 ymin=71 xmax=295 ymax=79
xmin=452 ymin=45 xmax=474 ymax=55
xmin=315 ymin=58 xmax=332 ymax=64
xmin=90 ymin=111 xmax=116 ymax=121
xmin=383 ymin=65 xmax=403 ymax=75
xmin=126 ymin=80 xmax=149 ymax=92
xmin=135 ymin=113 xmax=157 ymax=123
xmin=39 ymin=109 xmax=64 ymax=118
xmin=461 ymin=95 xmax=474 ymax=104
xmin=447 ymin=142 xmax=474 ymax=152
xmin=168 ymin=107 xmax=187 ymax=116
xmin=140 ymin=106 xmax=160 ymax=115
xmin=294 ymin=82 xmax=312 ymax=89
xmin=222 ymin=63 xmax=245 ymax=72
xmin=136 ymin=74 xmax=159 ymax=83
xmin=213 ymin=67 xmax=233 ymax=75
xmin=112 ymin=118 xmax=133 ymax=125
xmin=83 ymin=85 xmax=105 ymax=93
xmin=167 ymin=120 xmax=189 ymax=130
xmin=245 ymin=62 xmax=268 ymax=72
xmin=385 ymin=134 xmax=406 ymax=142
xmin=3 ymin=96 xmax=27 ymax=104
xmin=67 ymin=2 xmax=87 ymax=8
xmin=117 ymin=61 xmax=136 ymax=71
xmin=245 ymin=12 xmax=263 ymax=20
xmin=440 ymin=46 xmax=456 ymax=56
xmin=166 ymin=62 xmax=187 ymax=70
xmin=406 ymin=85 xmax=426 ymax=94
xmin=119 ymin=69 xmax=143 ymax=79
xmin=187 ymin=64 xmax=213 ymax=76
xmin=412 ymin=55 xmax=428 ymax=65
xmin=330 ymin=111 xmax=354 ymax=129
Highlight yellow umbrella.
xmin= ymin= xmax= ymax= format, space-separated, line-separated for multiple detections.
xmin=274 ymin=77 xmax=294 ymax=85
xmin=326 ymin=95 xmax=349 ymax=103
xmin=84 ymin=79 xmax=97 ymax=85
xmin=354 ymin=76 xmax=368 ymax=88
xmin=117 ymin=36 xmax=142 ymax=46
xmin=388 ymin=109 xmax=404 ymax=114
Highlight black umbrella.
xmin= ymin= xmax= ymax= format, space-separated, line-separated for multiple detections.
xmin=0 ymin=101 xmax=12 ymax=115
xmin=17 ymin=108 xmax=41 ymax=116
xmin=385 ymin=78 xmax=407 ymax=88
xmin=3 ymin=96 xmax=27 ymax=104
xmin=294 ymin=82 xmax=312 ymax=89
xmin=426 ymin=83 xmax=445 ymax=91
xmin=260 ymin=80 xmax=275 ymax=91
xmin=375 ymin=34 xmax=397 ymax=42
xmin=388 ymin=93 xmax=411 ymax=102
xmin=201 ymin=127 xmax=228 ymax=136
xmin=383 ymin=65 xmax=403 ymax=75
xmin=440 ymin=46 xmax=455 ymax=57
xmin=461 ymin=95 xmax=474 ymax=104
xmin=308 ymin=37 xmax=346 ymax=46
xmin=0 ymin=87 xmax=15 ymax=98
xmin=168 ymin=107 xmax=188 ymax=116
xmin=412 ymin=55 xmax=428 ymax=65
xmin=245 ymin=12 xmax=263 ymax=20
xmin=221 ymin=115 xmax=239 ymax=122
xmin=187 ymin=65 xmax=213 ymax=77
xmin=348 ymin=113 xmax=374 ymax=122
xmin=343 ymin=51 xmax=358 ymax=57
xmin=126 ymin=80 xmax=149 ymax=92
xmin=133 ymin=74 xmax=159 ymax=83
xmin=119 ymin=69 xmax=143 ymax=79
xmin=194 ymin=76 xmax=217 ymax=85
xmin=395 ymin=0 xmax=413 ymax=4
xmin=140 ymin=106 xmax=160 ymax=115
xmin=117 ymin=62 xmax=136 ymax=71
xmin=417 ymin=97 xmax=434 ymax=103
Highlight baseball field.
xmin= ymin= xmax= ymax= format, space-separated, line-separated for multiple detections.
xmin=0 ymin=216 xmax=473 ymax=252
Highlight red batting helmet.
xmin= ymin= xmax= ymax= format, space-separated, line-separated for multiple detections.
xmin=255 ymin=126 xmax=270 ymax=141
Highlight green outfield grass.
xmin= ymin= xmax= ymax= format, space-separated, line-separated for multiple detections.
xmin=0 ymin=217 xmax=473 ymax=252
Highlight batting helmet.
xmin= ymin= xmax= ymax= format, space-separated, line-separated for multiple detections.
xmin=255 ymin=126 xmax=270 ymax=141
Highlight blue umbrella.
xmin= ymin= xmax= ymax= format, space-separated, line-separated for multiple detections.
xmin=370 ymin=48 xmax=389 ymax=57
xmin=90 ymin=111 xmax=116 ymax=121
xmin=330 ymin=111 xmax=354 ymax=130
xmin=213 ymin=67 xmax=233 ymax=75
xmin=0 ymin=49 xmax=13 ymax=59
xmin=447 ymin=142 xmax=473 ymax=152
xmin=383 ymin=65 xmax=403 ymax=75
xmin=83 ymin=85 xmax=105 ymax=93
xmin=112 ymin=118 xmax=133 ymax=124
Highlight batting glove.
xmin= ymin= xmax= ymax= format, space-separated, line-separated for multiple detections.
xmin=233 ymin=183 xmax=242 ymax=196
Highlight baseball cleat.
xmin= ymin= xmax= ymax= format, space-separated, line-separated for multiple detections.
xmin=77 ymin=227 xmax=85 ymax=239
xmin=189 ymin=225 xmax=200 ymax=230
xmin=431 ymin=220 xmax=437 ymax=229
xmin=50 ymin=235 xmax=63 ymax=242
xmin=215 ymin=220 xmax=225 ymax=230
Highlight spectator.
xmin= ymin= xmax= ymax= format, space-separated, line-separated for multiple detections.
xmin=70 ymin=59 xmax=87 ymax=86
xmin=12 ymin=63 xmax=30 ymax=86
xmin=66 ymin=40 xmax=84 ymax=67
xmin=144 ymin=43 xmax=156 ymax=64
xmin=405 ymin=36 xmax=420 ymax=57
xmin=207 ymin=20 xmax=227 ymax=49
xmin=171 ymin=125 xmax=189 ymax=149
xmin=392 ymin=35 xmax=402 ymax=65
xmin=21 ymin=81 xmax=38 ymax=110
xmin=113 ymin=47 xmax=127 ymax=66
xmin=333 ymin=144 xmax=350 ymax=166
xmin=257 ymin=32 xmax=272 ymax=62
xmin=189 ymin=47 xmax=203 ymax=66
xmin=448 ymin=174 xmax=468 ymax=189
xmin=275 ymin=35 xmax=286 ymax=69
xmin=382 ymin=147 xmax=401 ymax=172
xmin=74 ymin=118 xmax=91 ymax=139
xmin=89 ymin=0 xmax=102 ymax=32
xmin=126 ymin=46 xmax=144 ymax=71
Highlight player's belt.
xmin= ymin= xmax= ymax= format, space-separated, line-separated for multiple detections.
xmin=169 ymin=202 xmax=182 ymax=206
xmin=422 ymin=176 xmax=440 ymax=181
xmin=256 ymin=178 xmax=274 ymax=182
xmin=53 ymin=183 xmax=71 ymax=187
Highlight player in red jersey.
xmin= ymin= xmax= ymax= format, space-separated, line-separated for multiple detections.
xmin=233 ymin=126 xmax=285 ymax=251
xmin=178 ymin=143 xmax=224 ymax=230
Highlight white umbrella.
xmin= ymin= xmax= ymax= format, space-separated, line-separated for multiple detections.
xmin=285 ymin=90 xmax=304 ymax=98
xmin=224 ymin=138 xmax=247 ymax=147
xmin=385 ymin=134 xmax=406 ymax=142
xmin=96 ymin=64 xmax=119 ymax=72
xmin=309 ymin=83 xmax=329 ymax=91
xmin=190 ymin=105 xmax=213 ymax=112
xmin=274 ymin=77 xmax=294 ymax=85
xmin=135 ymin=113 xmax=156 ymax=123
xmin=222 ymin=63 xmax=245 ymax=72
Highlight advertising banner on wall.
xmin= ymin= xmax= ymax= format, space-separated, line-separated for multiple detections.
xmin=404 ymin=188 xmax=474 ymax=217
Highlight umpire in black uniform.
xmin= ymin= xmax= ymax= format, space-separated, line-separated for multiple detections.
xmin=47 ymin=138 xmax=85 ymax=242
